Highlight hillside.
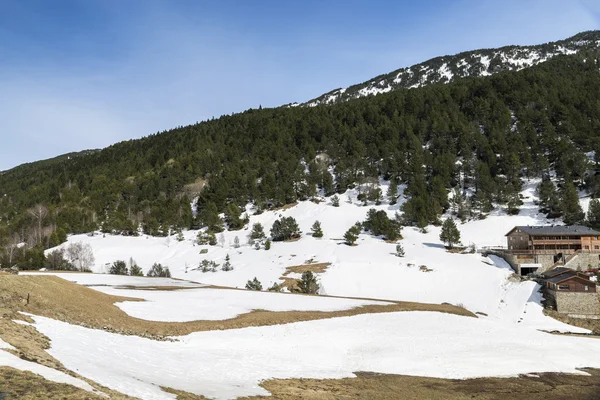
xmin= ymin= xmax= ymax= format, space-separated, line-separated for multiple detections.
xmin=301 ymin=30 xmax=600 ymax=106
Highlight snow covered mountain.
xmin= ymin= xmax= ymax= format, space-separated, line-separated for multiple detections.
xmin=300 ymin=30 xmax=600 ymax=107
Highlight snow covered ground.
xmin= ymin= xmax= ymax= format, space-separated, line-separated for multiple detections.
xmin=89 ymin=286 xmax=390 ymax=322
xmin=32 ymin=311 xmax=600 ymax=400
xmin=0 ymin=340 xmax=99 ymax=394
xmin=20 ymin=272 xmax=205 ymax=288
xmin=42 ymin=180 xmax=580 ymax=332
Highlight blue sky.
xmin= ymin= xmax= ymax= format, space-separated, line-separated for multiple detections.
xmin=1 ymin=0 xmax=599 ymax=170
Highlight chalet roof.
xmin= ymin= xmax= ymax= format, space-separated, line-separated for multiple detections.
xmin=544 ymin=273 xmax=595 ymax=286
xmin=506 ymin=225 xmax=600 ymax=236
xmin=540 ymin=267 xmax=573 ymax=279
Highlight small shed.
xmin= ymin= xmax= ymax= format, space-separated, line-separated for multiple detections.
xmin=544 ymin=273 xmax=596 ymax=293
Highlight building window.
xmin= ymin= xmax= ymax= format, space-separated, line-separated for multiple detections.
xmin=595 ymin=245 xmax=599 ymax=250
xmin=585 ymin=286 xmax=589 ymax=291
xmin=585 ymin=245 xmax=590 ymax=249
xmin=558 ymin=284 xmax=569 ymax=290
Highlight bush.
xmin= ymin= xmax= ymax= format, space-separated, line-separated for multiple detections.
xmin=245 ymin=277 xmax=263 ymax=291
xmin=109 ymin=260 xmax=128 ymax=275
xmin=296 ymin=271 xmax=320 ymax=294
xmin=264 ymin=239 xmax=271 ymax=250
xmin=270 ymin=217 xmax=301 ymax=241
xmin=147 ymin=263 xmax=171 ymax=277
xmin=344 ymin=222 xmax=362 ymax=245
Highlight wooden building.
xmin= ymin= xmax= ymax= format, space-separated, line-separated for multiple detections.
xmin=505 ymin=225 xmax=600 ymax=254
xmin=540 ymin=268 xmax=599 ymax=315
xmin=541 ymin=268 xmax=596 ymax=293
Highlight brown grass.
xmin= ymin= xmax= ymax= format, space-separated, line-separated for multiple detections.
xmin=0 ymin=367 xmax=110 ymax=400
xmin=282 ymin=262 xmax=330 ymax=276
xmin=278 ymin=262 xmax=331 ymax=291
xmin=273 ymin=202 xmax=298 ymax=211
xmin=241 ymin=369 xmax=600 ymax=400
xmin=0 ymin=275 xmax=473 ymax=339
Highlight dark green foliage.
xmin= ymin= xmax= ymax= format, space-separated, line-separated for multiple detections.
xmin=224 ymin=204 xmax=245 ymax=230
xmin=270 ymin=217 xmax=301 ymax=242
xmin=129 ymin=262 xmax=143 ymax=276
xmin=331 ymin=195 xmax=340 ymax=207
xmin=267 ymin=282 xmax=282 ymax=292
xmin=197 ymin=231 xmax=217 ymax=246
xmin=222 ymin=254 xmax=233 ymax=271
xmin=249 ymin=223 xmax=266 ymax=241
xmin=587 ymin=199 xmax=600 ymax=230
xmin=561 ymin=181 xmax=584 ymax=225
xmin=386 ymin=180 xmax=399 ymax=205
xmin=1 ymin=49 xmax=600 ymax=255
xmin=245 ymin=277 xmax=263 ymax=291
xmin=295 ymin=271 xmax=320 ymax=294
xmin=109 ymin=260 xmax=128 ymax=275
xmin=147 ymin=263 xmax=171 ymax=277
xmin=44 ymin=249 xmax=73 ymax=270
xmin=264 ymin=239 xmax=271 ymax=250
xmin=200 ymin=259 xmax=219 ymax=272
xmin=311 ymin=220 xmax=323 ymax=238
xmin=198 ymin=202 xmax=224 ymax=233
xmin=344 ymin=222 xmax=362 ymax=246
xmin=440 ymin=218 xmax=461 ymax=248
xmin=363 ymin=209 xmax=402 ymax=241
xmin=395 ymin=244 xmax=405 ymax=257
xmin=537 ymin=177 xmax=561 ymax=218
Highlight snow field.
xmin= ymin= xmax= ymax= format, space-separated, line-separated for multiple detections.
xmin=0 ymin=344 xmax=100 ymax=394
xmin=20 ymin=272 xmax=205 ymax=288
xmin=89 ymin=286 xmax=391 ymax=322
xmin=32 ymin=311 xmax=600 ymax=400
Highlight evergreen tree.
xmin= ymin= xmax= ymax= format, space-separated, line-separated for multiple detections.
xmin=395 ymin=243 xmax=405 ymax=257
xmin=199 ymin=202 xmax=224 ymax=232
xmin=233 ymin=236 xmax=240 ymax=248
xmin=363 ymin=208 xmax=402 ymax=241
xmin=440 ymin=218 xmax=461 ymax=248
xmin=387 ymin=179 xmax=399 ymax=205
xmin=561 ymin=181 xmax=584 ymax=225
xmin=331 ymin=195 xmax=340 ymax=207
xmin=587 ymin=198 xmax=600 ymax=230
xmin=129 ymin=263 xmax=143 ymax=276
xmin=109 ymin=260 xmax=128 ymax=275
xmin=270 ymin=217 xmax=301 ymax=241
xmin=344 ymin=222 xmax=361 ymax=246
xmin=264 ymin=239 xmax=271 ymax=250
xmin=249 ymin=223 xmax=266 ymax=241
xmin=311 ymin=220 xmax=323 ymax=238
xmin=222 ymin=254 xmax=233 ymax=271
xmin=296 ymin=271 xmax=320 ymax=294
xmin=245 ymin=277 xmax=263 ymax=291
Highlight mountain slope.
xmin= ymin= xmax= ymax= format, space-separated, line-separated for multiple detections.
xmin=302 ymin=30 xmax=600 ymax=106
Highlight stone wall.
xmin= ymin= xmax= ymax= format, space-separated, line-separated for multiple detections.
xmin=546 ymin=290 xmax=600 ymax=315
xmin=0 ymin=267 xmax=18 ymax=275
xmin=566 ymin=253 xmax=600 ymax=271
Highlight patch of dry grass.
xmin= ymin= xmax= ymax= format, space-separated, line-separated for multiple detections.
xmin=241 ymin=369 xmax=600 ymax=400
xmin=0 ymin=367 xmax=110 ymax=400
xmin=278 ymin=262 xmax=330 ymax=291
xmin=0 ymin=275 xmax=473 ymax=339
xmin=543 ymin=309 xmax=600 ymax=335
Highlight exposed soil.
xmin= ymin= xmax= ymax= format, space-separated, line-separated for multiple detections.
xmin=242 ymin=369 xmax=600 ymax=400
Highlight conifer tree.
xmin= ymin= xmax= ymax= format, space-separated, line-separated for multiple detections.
xmin=587 ymin=198 xmax=600 ymax=230
xmin=222 ymin=254 xmax=233 ymax=271
xmin=344 ymin=222 xmax=361 ymax=246
xmin=296 ymin=271 xmax=320 ymax=294
xmin=386 ymin=179 xmax=399 ymax=205
xmin=245 ymin=277 xmax=263 ymax=291
xmin=440 ymin=218 xmax=461 ymax=248
xmin=249 ymin=223 xmax=266 ymax=241
xmin=561 ymin=181 xmax=584 ymax=225
xmin=311 ymin=220 xmax=323 ymax=238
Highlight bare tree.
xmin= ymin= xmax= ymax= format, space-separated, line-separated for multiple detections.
xmin=27 ymin=204 xmax=48 ymax=245
xmin=5 ymin=235 xmax=20 ymax=266
xmin=66 ymin=242 xmax=95 ymax=271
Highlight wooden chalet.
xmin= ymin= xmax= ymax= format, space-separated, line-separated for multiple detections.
xmin=540 ymin=268 xmax=596 ymax=293
xmin=505 ymin=225 xmax=600 ymax=255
